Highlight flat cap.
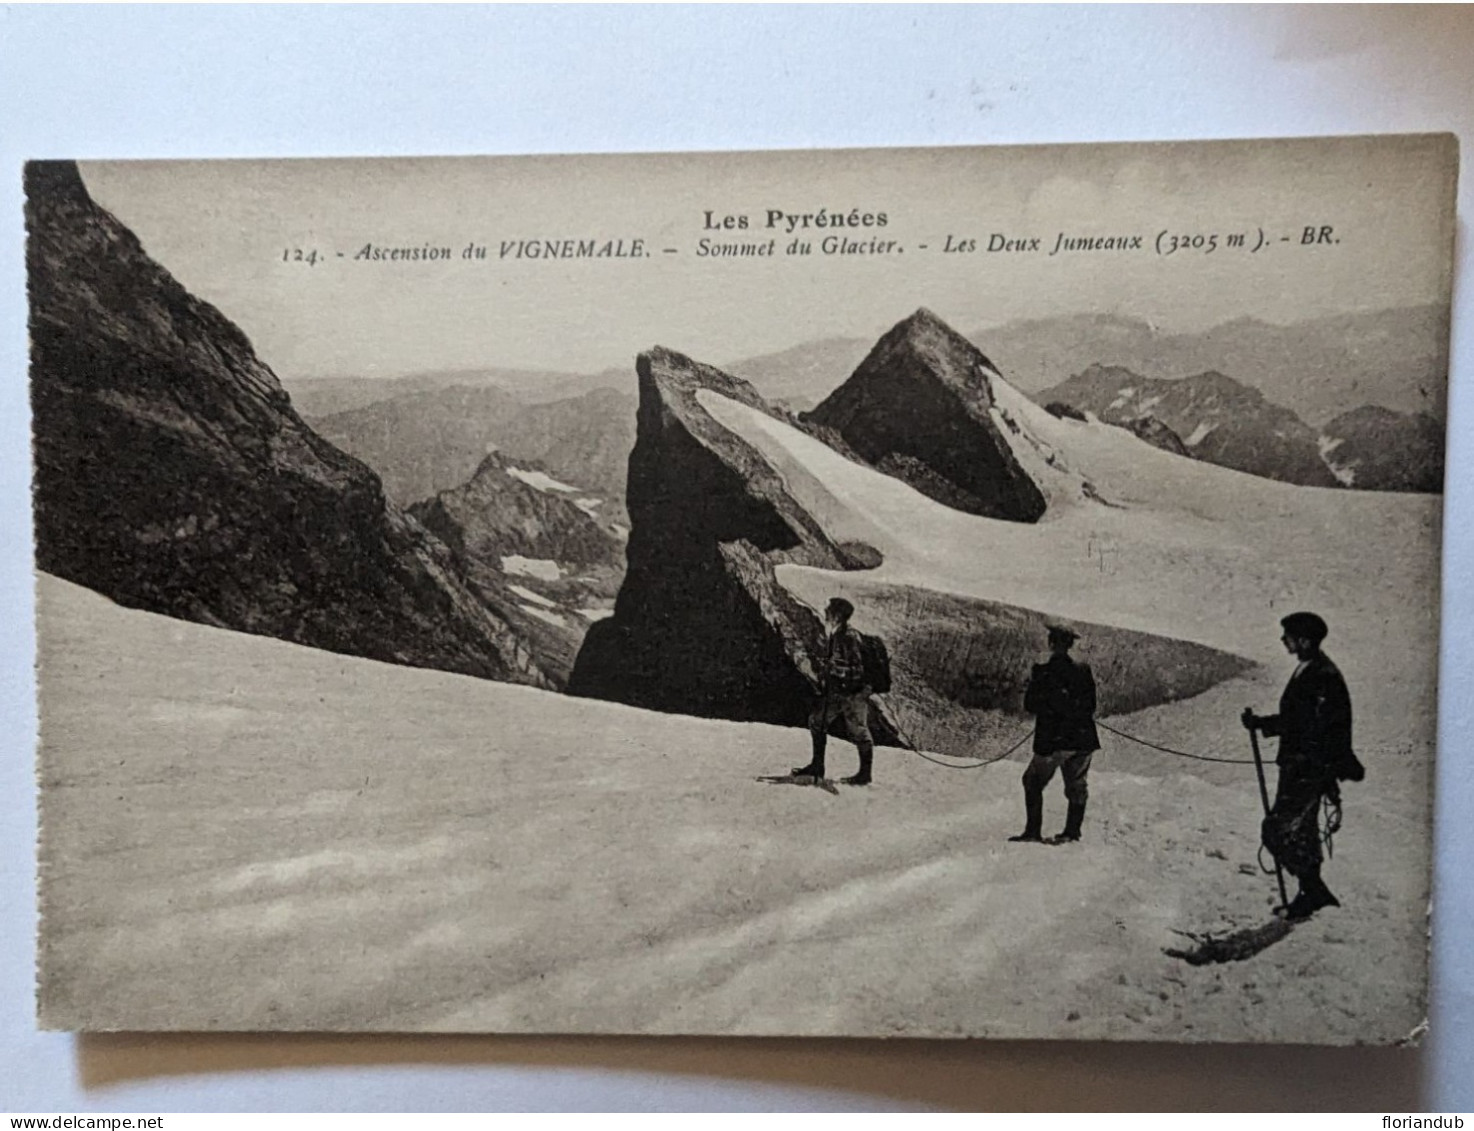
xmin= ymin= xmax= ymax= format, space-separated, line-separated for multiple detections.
xmin=1280 ymin=611 xmax=1329 ymax=643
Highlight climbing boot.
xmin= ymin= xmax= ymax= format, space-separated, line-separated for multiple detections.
xmin=1287 ymin=874 xmax=1341 ymax=920
xmin=792 ymin=731 xmax=827 ymax=779
xmin=843 ymin=745 xmax=873 ymax=786
xmin=1009 ymin=794 xmax=1044 ymax=842
xmin=1053 ymin=800 xmax=1086 ymax=843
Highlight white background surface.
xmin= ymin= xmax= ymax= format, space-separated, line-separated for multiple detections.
xmin=1 ymin=4 xmax=1470 ymax=1112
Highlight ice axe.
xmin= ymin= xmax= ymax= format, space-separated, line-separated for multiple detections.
xmin=1243 ymin=708 xmax=1290 ymax=912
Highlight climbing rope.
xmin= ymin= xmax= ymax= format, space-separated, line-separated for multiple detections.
xmin=877 ymin=694 xmax=1035 ymax=770
xmin=882 ymin=697 xmax=1348 ymax=882
xmin=883 ymin=706 xmax=1259 ymax=770
xmin=1097 ymin=720 xmax=1257 ymax=765
xmin=1322 ymin=790 xmax=1343 ymax=858
xmin=1255 ymin=792 xmax=1341 ymax=876
xmin=905 ymin=725 xmax=1036 ymax=770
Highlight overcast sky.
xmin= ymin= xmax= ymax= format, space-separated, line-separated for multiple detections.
xmin=80 ymin=135 xmax=1456 ymax=382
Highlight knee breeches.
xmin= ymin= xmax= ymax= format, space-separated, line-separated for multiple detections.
xmin=1022 ymin=749 xmax=1093 ymax=804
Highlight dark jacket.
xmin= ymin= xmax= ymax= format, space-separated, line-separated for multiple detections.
xmin=1024 ymin=654 xmax=1100 ymax=755
xmin=1258 ymin=652 xmax=1354 ymax=774
xmin=819 ymin=624 xmax=866 ymax=696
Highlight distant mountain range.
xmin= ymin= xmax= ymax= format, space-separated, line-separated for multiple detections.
xmin=287 ymin=302 xmax=1447 ymax=501
xmin=1038 ymin=364 xmax=1444 ymax=492
xmin=1039 ymin=365 xmax=1340 ymax=488
xmin=286 ymin=365 xmax=630 ymax=419
xmin=306 ymin=385 xmax=637 ymax=525
xmin=723 ymin=307 xmax=1449 ymax=426
xmin=286 ymin=303 xmax=1448 ymax=432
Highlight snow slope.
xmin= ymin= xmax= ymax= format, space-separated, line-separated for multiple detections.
xmin=695 ymin=380 xmax=1440 ymax=679
xmin=37 ymin=575 xmax=1430 ymax=1041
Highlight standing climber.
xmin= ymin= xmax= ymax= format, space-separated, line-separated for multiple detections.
xmin=1011 ymin=625 xmax=1100 ymax=844
xmin=1242 ymin=611 xmax=1360 ymax=921
xmin=791 ymin=596 xmax=877 ymax=786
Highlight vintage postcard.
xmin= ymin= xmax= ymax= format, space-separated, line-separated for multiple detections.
xmin=30 ymin=135 xmax=1456 ymax=1041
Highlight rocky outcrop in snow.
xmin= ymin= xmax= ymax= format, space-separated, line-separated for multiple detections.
xmin=804 ymin=309 xmax=1049 ymax=521
xmin=1125 ymin=415 xmax=1191 ymax=457
xmin=568 ymin=348 xmax=900 ymax=742
xmin=27 ymin=160 xmax=553 ymax=687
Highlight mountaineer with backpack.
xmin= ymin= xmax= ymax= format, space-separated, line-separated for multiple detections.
xmin=790 ymin=596 xmax=890 ymax=787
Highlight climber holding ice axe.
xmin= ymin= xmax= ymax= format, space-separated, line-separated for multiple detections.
xmin=1241 ymin=612 xmax=1364 ymax=922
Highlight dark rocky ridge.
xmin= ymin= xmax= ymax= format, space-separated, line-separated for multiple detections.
xmin=1040 ymin=364 xmax=1341 ymax=488
xmin=408 ymin=451 xmax=627 ymax=688
xmin=27 ymin=160 xmax=552 ymax=687
xmin=804 ymin=309 xmax=1048 ymax=521
xmin=1319 ymin=406 xmax=1445 ymax=493
xmin=409 ymin=450 xmax=622 ymax=568
xmin=569 ymin=348 xmax=899 ymax=743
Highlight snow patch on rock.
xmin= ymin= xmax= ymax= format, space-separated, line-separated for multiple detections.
xmin=1185 ymin=422 xmax=1217 ymax=446
xmin=519 ymin=604 xmax=567 ymax=627
xmin=509 ymin=584 xmax=557 ymax=608
xmin=507 ymin=466 xmax=578 ymax=493
xmin=1319 ymin=434 xmax=1356 ymax=486
xmin=502 ymin=556 xmax=562 ymax=581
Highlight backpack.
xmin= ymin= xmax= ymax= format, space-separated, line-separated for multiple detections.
xmin=858 ymin=632 xmax=892 ymax=694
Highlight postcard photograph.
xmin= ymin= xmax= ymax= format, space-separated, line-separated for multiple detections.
xmin=29 ymin=135 xmax=1456 ymax=1042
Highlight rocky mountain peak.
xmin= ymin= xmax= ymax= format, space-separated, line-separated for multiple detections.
xmin=804 ymin=309 xmax=1047 ymax=521
xmin=867 ymin=307 xmax=1004 ymax=400
xmin=469 ymin=447 xmax=514 ymax=479
xmin=570 ymin=347 xmax=897 ymax=740
xmin=638 ymin=345 xmax=777 ymax=416
xmin=628 ymin=347 xmax=850 ymax=562
xmin=1180 ymin=369 xmax=1266 ymax=405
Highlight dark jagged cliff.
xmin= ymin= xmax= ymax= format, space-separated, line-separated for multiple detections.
xmin=803 ymin=309 xmax=1048 ymax=521
xmin=568 ymin=348 xmax=899 ymax=743
xmin=27 ymin=160 xmax=552 ymax=687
